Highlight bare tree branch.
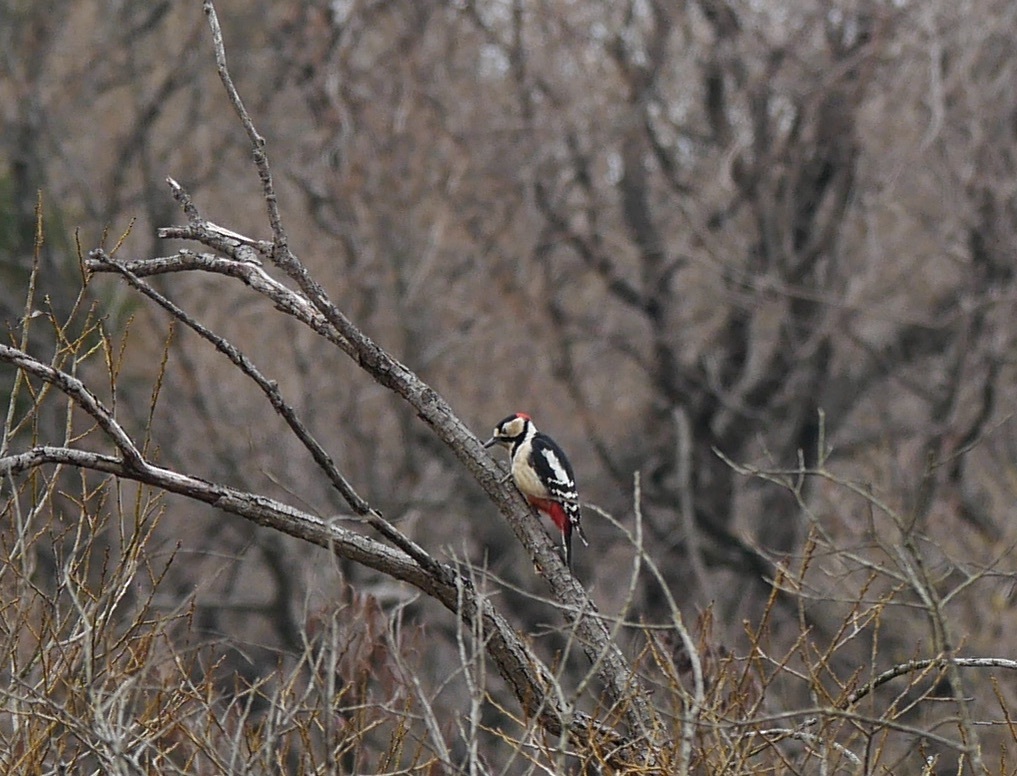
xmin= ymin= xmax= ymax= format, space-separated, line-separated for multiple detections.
xmin=0 ymin=440 xmax=636 ymax=759
xmin=90 ymin=2 xmax=666 ymax=746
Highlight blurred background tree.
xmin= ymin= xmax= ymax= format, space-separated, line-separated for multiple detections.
xmin=3 ymin=0 xmax=1017 ymax=772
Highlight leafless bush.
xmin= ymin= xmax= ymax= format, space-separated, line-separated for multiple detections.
xmin=4 ymin=1 xmax=1017 ymax=774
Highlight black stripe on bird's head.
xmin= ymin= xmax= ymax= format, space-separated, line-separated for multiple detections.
xmin=483 ymin=412 xmax=531 ymax=448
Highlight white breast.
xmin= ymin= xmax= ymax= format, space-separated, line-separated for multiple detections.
xmin=511 ymin=438 xmax=549 ymax=499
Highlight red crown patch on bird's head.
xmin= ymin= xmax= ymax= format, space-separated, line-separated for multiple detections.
xmin=515 ymin=412 xmax=531 ymax=421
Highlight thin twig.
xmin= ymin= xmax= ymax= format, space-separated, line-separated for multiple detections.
xmin=202 ymin=0 xmax=287 ymax=251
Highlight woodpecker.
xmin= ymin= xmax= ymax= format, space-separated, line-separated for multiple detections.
xmin=483 ymin=412 xmax=588 ymax=568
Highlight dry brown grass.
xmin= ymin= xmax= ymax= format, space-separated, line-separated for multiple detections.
xmin=5 ymin=2 xmax=1017 ymax=772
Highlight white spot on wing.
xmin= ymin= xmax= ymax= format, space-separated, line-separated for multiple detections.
xmin=541 ymin=448 xmax=570 ymax=486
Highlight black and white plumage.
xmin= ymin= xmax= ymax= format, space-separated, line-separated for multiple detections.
xmin=483 ymin=412 xmax=588 ymax=568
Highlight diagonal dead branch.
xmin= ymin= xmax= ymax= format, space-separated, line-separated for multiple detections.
xmin=0 ymin=306 xmax=657 ymax=767
xmin=88 ymin=6 xmax=662 ymax=740
xmin=87 ymin=248 xmax=449 ymax=581
xmin=0 ymin=344 xmax=145 ymax=471
xmin=0 ymin=442 xmax=635 ymax=761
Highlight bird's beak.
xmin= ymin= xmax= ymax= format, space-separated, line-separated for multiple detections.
xmin=483 ymin=437 xmax=498 ymax=449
